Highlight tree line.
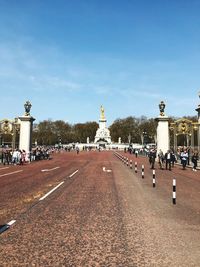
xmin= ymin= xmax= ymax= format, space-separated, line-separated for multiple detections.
xmin=32 ymin=115 xmax=197 ymax=146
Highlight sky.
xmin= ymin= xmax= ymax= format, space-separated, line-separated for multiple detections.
xmin=0 ymin=0 xmax=200 ymax=126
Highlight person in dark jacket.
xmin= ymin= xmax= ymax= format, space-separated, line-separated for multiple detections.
xmin=164 ymin=150 xmax=172 ymax=171
xmin=149 ymin=148 xmax=157 ymax=169
xmin=191 ymin=152 xmax=199 ymax=171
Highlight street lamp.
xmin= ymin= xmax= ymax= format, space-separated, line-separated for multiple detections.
xmin=128 ymin=134 xmax=131 ymax=145
xmin=142 ymin=130 xmax=147 ymax=146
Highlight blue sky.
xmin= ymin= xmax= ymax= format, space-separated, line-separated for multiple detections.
xmin=0 ymin=0 xmax=200 ymax=125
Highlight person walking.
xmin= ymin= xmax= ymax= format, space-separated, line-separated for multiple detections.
xmin=191 ymin=152 xmax=199 ymax=171
xmin=164 ymin=150 xmax=172 ymax=171
xmin=149 ymin=148 xmax=156 ymax=169
xmin=180 ymin=150 xmax=188 ymax=170
xmin=158 ymin=149 xmax=164 ymax=170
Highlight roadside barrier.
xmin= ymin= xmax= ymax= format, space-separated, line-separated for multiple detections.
xmin=153 ymin=169 xmax=156 ymax=187
xmin=123 ymin=156 xmax=126 ymax=164
xmin=142 ymin=164 xmax=144 ymax=178
xmin=130 ymin=159 xmax=133 ymax=169
xmin=172 ymin=178 xmax=176 ymax=205
xmin=135 ymin=162 xmax=137 ymax=173
xmin=114 ymin=152 xmax=178 ymax=207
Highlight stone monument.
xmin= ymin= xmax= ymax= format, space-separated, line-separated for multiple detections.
xmin=19 ymin=101 xmax=35 ymax=155
xmin=94 ymin=105 xmax=111 ymax=144
xmin=155 ymin=101 xmax=169 ymax=154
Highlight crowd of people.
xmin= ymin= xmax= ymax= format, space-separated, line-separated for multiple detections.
xmin=1 ymin=146 xmax=55 ymax=165
xmin=149 ymin=147 xmax=199 ymax=171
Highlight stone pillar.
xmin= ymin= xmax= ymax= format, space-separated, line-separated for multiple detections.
xmin=18 ymin=101 xmax=35 ymax=158
xmin=19 ymin=116 xmax=35 ymax=153
xmin=155 ymin=101 xmax=170 ymax=155
xmin=156 ymin=116 xmax=170 ymax=154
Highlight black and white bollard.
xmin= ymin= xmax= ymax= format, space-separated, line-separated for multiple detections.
xmin=127 ymin=158 xmax=129 ymax=167
xmin=135 ymin=162 xmax=137 ymax=173
xmin=153 ymin=169 xmax=156 ymax=187
xmin=172 ymin=178 xmax=176 ymax=205
xmin=123 ymin=157 xmax=126 ymax=164
xmin=130 ymin=159 xmax=133 ymax=169
xmin=142 ymin=164 xmax=144 ymax=178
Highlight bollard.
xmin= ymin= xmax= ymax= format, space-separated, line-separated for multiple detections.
xmin=135 ymin=162 xmax=137 ymax=173
xmin=126 ymin=158 xmax=129 ymax=167
xmin=153 ymin=169 xmax=156 ymax=187
xmin=172 ymin=178 xmax=176 ymax=205
xmin=130 ymin=159 xmax=133 ymax=169
xmin=124 ymin=157 xmax=126 ymax=164
xmin=142 ymin=164 xmax=144 ymax=178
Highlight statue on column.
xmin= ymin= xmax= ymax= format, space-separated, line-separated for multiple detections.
xmin=100 ymin=105 xmax=105 ymax=120
xmin=159 ymin=101 xmax=165 ymax=116
xmin=24 ymin=101 xmax=32 ymax=116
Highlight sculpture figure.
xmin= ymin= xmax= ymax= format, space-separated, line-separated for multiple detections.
xmin=159 ymin=101 xmax=165 ymax=116
xmin=100 ymin=105 xmax=105 ymax=120
xmin=24 ymin=101 xmax=32 ymax=116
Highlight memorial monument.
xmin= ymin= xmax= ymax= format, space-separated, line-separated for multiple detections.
xmin=94 ymin=105 xmax=111 ymax=144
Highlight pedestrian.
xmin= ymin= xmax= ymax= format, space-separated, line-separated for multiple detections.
xmin=180 ymin=150 xmax=188 ymax=170
xmin=171 ymin=151 xmax=177 ymax=167
xmin=158 ymin=149 xmax=164 ymax=170
xmin=191 ymin=152 xmax=199 ymax=171
xmin=135 ymin=149 xmax=138 ymax=158
xmin=149 ymin=148 xmax=156 ymax=169
xmin=164 ymin=150 xmax=172 ymax=171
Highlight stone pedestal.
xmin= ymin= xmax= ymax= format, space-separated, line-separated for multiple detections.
xmin=156 ymin=116 xmax=169 ymax=154
xmin=19 ymin=116 xmax=35 ymax=153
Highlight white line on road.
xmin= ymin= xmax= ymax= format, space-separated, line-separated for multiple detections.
xmin=102 ymin=167 xmax=112 ymax=172
xmin=39 ymin=181 xmax=64 ymax=201
xmin=7 ymin=220 xmax=16 ymax=226
xmin=69 ymin=169 xmax=79 ymax=178
xmin=41 ymin=166 xmax=60 ymax=172
xmin=0 ymin=170 xmax=23 ymax=177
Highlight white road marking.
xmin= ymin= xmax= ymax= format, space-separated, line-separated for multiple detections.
xmin=69 ymin=169 xmax=79 ymax=178
xmin=41 ymin=166 xmax=60 ymax=172
xmin=0 ymin=170 xmax=23 ymax=177
xmin=102 ymin=167 xmax=112 ymax=172
xmin=39 ymin=181 xmax=64 ymax=201
xmin=7 ymin=220 xmax=16 ymax=226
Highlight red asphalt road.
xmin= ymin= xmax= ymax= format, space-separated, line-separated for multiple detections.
xmin=0 ymin=150 xmax=199 ymax=266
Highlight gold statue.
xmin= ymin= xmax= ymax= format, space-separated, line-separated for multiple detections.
xmin=100 ymin=105 xmax=105 ymax=120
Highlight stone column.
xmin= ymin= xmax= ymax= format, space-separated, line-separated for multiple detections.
xmin=18 ymin=101 xmax=35 ymax=159
xmin=19 ymin=116 xmax=35 ymax=153
xmin=156 ymin=116 xmax=170 ymax=154
xmin=155 ymin=101 xmax=170 ymax=155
